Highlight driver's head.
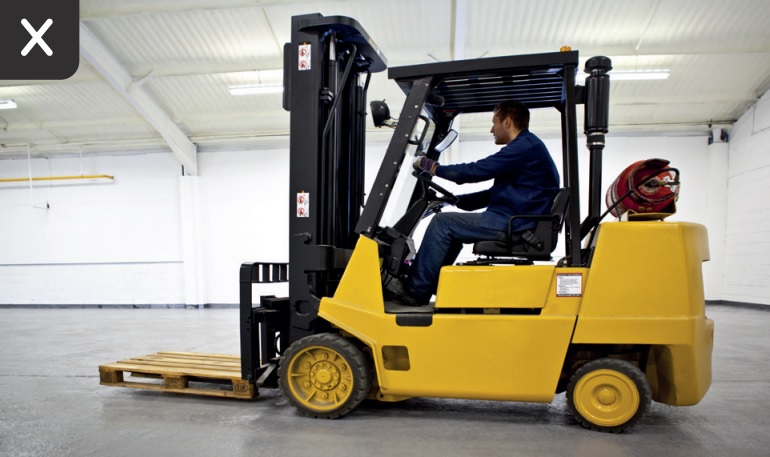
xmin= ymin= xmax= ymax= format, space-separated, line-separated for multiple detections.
xmin=490 ymin=100 xmax=529 ymax=145
xmin=494 ymin=100 xmax=529 ymax=130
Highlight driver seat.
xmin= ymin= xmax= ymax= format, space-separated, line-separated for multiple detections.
xmin=472 ymin=188 xmax=570 ymax=263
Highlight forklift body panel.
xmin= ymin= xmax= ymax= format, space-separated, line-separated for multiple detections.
xmin=319 ymin=236 xmax=576 ymax=402
xmin=574 ymin=221 xmax=713 ymax=406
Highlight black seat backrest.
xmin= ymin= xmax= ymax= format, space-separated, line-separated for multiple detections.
xmin=472 ymin=188 xmax=570 ymax=261
xmin=546 ymin=187 xmax=570 ymax=247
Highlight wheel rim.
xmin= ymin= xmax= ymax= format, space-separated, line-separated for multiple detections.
xmin=573 ymin=368 xmax=640 ymax=427
xmin=285 ymin=345 xmax=355 ymax=412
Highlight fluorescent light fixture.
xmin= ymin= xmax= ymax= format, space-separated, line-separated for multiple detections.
xmin=228 ymin=84 xmax=283 ymax=95
xmin=579 ymin=69 xmax=670 ymax=81
xmin=0 ymin=99 xmax=17 ymax=110
xmin=611 ymin=70 xmax=670 ymax=80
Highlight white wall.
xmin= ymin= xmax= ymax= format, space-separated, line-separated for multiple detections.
xmin=199 ymin=148 xmax=290 ymax=304
xmin=722 ymin=89 xmax=770 ymax=306
xmin=0 ymin=153 xmax=184 ymax=305
xmin=0 ymin=128 xmax=745 ymax=307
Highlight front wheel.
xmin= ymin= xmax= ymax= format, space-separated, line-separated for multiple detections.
xmin=566 ymin=358 xmax=652 ymax=433
xmin=278 ymin=333 xmax=371 ymax=419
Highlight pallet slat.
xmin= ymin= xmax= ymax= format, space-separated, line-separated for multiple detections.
xmin=117 ymin=356 xmax=241 ymax=370
xmin=99 ymin=352 xmax=255 ymax=400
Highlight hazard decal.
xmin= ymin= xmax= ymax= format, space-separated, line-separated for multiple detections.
xmin=297 ymin=192 xmax=309 ymax=217
xmin=298 ymin=44 xmax=311 ymax=71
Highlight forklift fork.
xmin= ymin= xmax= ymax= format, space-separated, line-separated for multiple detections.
xmin=239 ymin=262 xmax=290 ymax=389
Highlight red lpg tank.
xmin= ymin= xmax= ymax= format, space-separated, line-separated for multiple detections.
xmin=605 ymin=158 xmax=680 ymax=217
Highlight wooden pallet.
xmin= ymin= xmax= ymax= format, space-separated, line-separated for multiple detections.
xmin=99 ymin=351 xmax=255 ymax=399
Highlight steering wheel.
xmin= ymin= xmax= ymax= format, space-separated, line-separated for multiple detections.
xmin=413 ymin=171 xmax=459 ymax=205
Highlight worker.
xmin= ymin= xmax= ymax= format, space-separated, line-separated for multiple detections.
xmin=385 ymin=100 xmax=560 ymax=306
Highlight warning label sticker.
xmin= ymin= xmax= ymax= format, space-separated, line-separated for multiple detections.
xmin=298 ymin=44 xmax=311 ymax=71
xmin=556 ymin=273 xmax=582 ymax=297
xmin=297 ymin=192 xmax=309 ymax=217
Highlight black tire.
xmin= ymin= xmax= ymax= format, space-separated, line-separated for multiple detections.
xmin=278 ymin=333 xmax=371 ymax=419
xmin=566 ymin=358 xmax=652 ymax=433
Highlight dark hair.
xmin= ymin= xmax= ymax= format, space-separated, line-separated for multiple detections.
xmin=494 ymin=100 xmax=530 ymax=130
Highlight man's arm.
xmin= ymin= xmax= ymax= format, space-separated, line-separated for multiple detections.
xmin=435 ymin=138 xmax=530 ymax=184
xmin=456 ymin=189 xmax=492 ymax=211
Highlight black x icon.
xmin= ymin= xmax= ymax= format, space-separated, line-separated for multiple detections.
xmin=21 ymin=18 xmax=55 ymax=57
xmin=0 ymin=0 xmax=79 ymax=79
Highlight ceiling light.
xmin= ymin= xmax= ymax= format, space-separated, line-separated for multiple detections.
xmin=228 ymin=84 xmax=283 ymax=95
xmin=0 ymin=99 xmax=17 ymax=110
xmin=579 ymin=69 xmax=670 ymax=81
xmin=609 ymin=70 xmax=670 ymax=81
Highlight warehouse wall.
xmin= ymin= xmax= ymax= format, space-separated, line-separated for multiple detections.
xmin=0 ymin=133 xmax=722 ymax=306
xmin=0 ymin=153 xmax=184 ymax=305
xmin=197 ymin=148 xmax=291 ymax=306
xmin=722 ymin=89 xmax=770 ymax=306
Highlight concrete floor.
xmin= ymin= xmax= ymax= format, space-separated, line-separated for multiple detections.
xmin=0 ymin=305 xmax=767 ymax=457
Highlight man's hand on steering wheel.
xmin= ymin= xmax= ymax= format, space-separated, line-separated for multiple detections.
xmin=413 ymin=169 xmax=459 ymax=206
xmin=413 ymin=157 xmax=439 ymax=175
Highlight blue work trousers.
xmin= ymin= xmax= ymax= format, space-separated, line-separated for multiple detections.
xmin=407 ymin=212 xmax=504 ymax=299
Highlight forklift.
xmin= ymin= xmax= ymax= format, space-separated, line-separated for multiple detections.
xmin=238 ymin=13 xmax=714 ymax=433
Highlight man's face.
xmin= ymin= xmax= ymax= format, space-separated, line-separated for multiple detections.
xmin=490 ymin=112 xmax=510 ymax=145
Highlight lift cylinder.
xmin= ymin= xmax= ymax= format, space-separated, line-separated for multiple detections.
xmin=584 ymin=56 xmax=611 ymax=134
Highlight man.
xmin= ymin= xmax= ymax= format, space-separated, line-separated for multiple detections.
xmin=385 ymin=100 xmax=560 ymax=306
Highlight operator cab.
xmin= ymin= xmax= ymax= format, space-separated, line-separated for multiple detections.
xmin=359 ymin=52 xmax=588 ymax=300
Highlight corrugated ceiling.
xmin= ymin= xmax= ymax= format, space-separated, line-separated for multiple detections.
xmin=1 ymin=0 xmax=769 ymax=159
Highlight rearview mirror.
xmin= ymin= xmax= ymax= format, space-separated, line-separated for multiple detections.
xmin=434 ymin=130 xmax=458 ymax=152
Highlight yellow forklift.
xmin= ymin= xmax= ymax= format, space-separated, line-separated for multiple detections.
xmin=237 ymin=14 xmax=714 ymax=433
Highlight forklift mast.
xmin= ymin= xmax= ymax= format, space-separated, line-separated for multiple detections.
xmin=240 ymin=14 xmax=612 ymax=386
xmin=240 ymin=14 xmax=386 ymax=384
xmin=284 ymin=14 xmax=386 ymax=339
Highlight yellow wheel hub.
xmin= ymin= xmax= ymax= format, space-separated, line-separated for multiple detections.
xmin=573 ymin=368 xmax=640 ymax=427
xmin=285 ymin=345 xmax=354 ymax=412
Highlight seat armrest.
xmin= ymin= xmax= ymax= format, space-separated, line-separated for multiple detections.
xmin=506 ymin=214 xmax=559 ymax=249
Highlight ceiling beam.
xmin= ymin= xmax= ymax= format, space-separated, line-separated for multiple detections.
xmin=79 ymin=21 xmax=198 ymax=175
xmin=447 ymin=0 xmax=468 ymax=161
xmin=80 ymin=0 xmax=308 ymax=19
xmin=450 ymin=0 xmax=467 ymax=61
xmin=125 ymin=60 xmax=283 ymax=79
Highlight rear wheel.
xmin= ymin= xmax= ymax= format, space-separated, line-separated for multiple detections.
xmin=278 ymin=333 xmax=370 ymax=419
xmin=566 ymin=358 xmax=651 ymax=433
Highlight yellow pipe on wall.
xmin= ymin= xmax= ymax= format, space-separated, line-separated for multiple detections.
xmin=0 ymin=174 xmax=114 ymax=183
